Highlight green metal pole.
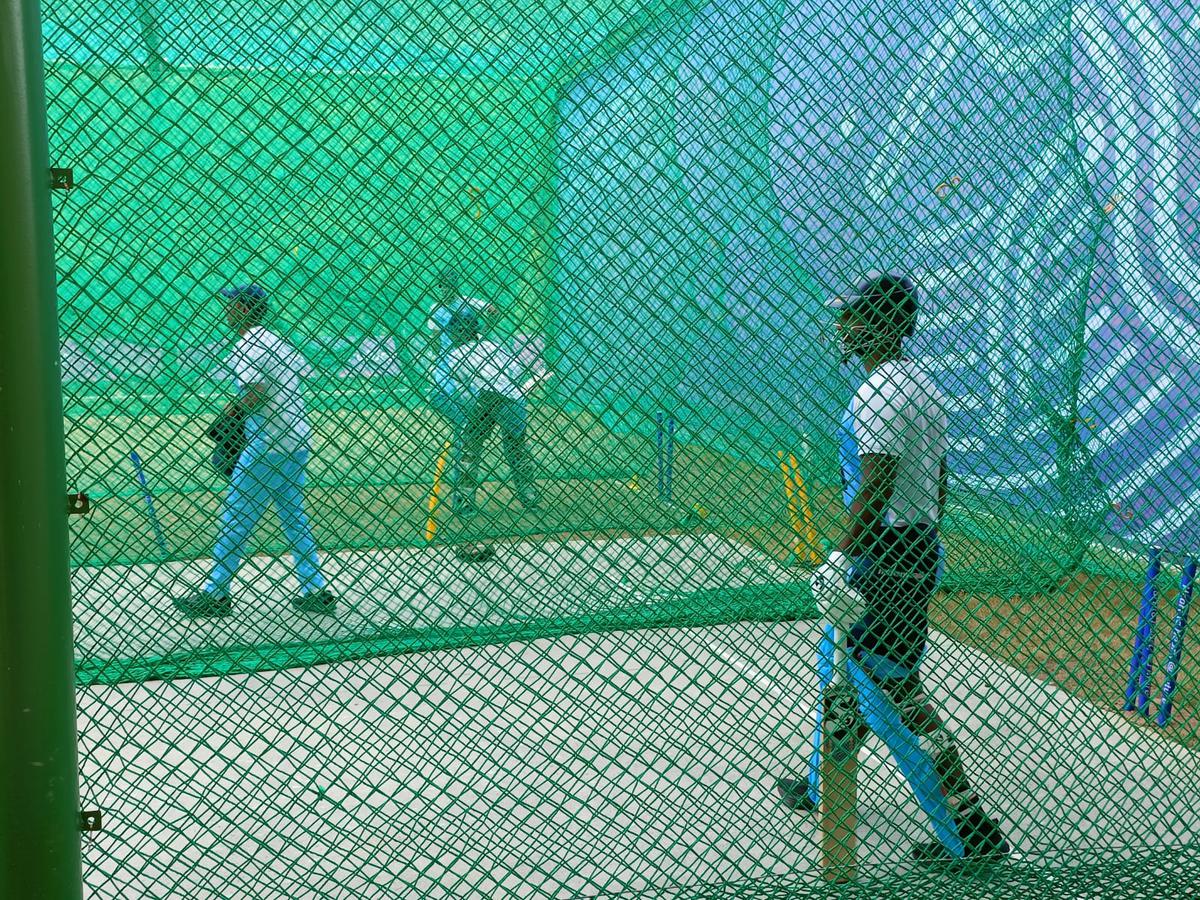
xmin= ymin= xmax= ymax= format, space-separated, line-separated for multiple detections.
xmin=0 ymin=0 xmax=83 ymax=894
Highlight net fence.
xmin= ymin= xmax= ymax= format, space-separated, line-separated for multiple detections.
xmin=34 ymin=0 xmax=1200 ymax=895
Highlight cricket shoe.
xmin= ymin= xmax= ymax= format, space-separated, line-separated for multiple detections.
xmin=911 ymin=805 xmax=1009 ymax=867
xmin=775 ymin=777 xmax=818 ymax=813
xmin=454 ymin=543 xmax=498 ymax=563
xmin=174 ymin=591 xmax=232 ymax=618
xmin=292 ymin=589 xmax=338 ymax=616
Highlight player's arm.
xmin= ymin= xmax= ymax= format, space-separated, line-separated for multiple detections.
xmin=521 ymin=370 xmax=554 ymax=394
xmin=517 ymin=349 xmax=553 ymax=394
xmin=239 ymin=383 xmax=269 ymax=411
xmin=221 ymin=382 xmax=268 ymax=418
xmin=439 ymin=347 xmax=465 ymax=397
xmin=839 ymin=452 xmax=897 ymax=556
xmin=225 ymin=345 xmax=271 ymax=416
xmin=499 ymin=343 xmax=551 ymax=394
xmin=427 ymin=306 xmax=451 ymax=350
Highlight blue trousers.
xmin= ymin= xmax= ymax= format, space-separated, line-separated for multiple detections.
xmin=801 ymin=542 xmax=951 ymax=819
xmin=205 ymin=447 xmax=325 ymax=597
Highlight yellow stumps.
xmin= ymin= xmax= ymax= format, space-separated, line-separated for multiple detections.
xmin=778 ymin=451 xmax=821 ymax=565
xmin=424 ymin=441 xmax=451 ymax=542
xmin=779 ymin=450 xmax=802 ymax=546
xmin=789 ymin=452 xmax=821 ymax=565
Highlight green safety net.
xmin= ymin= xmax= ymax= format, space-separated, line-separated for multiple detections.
xmin=37 ymin=0 xmax=1200 ymax=895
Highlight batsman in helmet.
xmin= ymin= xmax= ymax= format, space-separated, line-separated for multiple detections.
xmin=776 ymin=272 xmax=1009 ymax=866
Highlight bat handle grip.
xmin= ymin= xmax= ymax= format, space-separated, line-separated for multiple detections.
xmin=830 ymin=627 xmax=850 ymax=683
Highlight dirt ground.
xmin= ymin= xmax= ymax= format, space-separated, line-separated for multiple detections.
xmin=933 ymin=570 xmax=1200 ymax=749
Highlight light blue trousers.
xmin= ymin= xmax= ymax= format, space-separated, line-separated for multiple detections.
xmin=205 ymin=446 xmax=325 ymax=597
xmin=804 ymin=625 xmax=965 ymax=857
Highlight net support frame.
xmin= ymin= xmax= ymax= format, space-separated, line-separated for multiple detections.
xmin=0 ymin=0 xmax=83 ymax=893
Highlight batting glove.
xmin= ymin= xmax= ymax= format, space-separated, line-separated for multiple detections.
xmin=811 ymin=550 xmax=863 ymax=631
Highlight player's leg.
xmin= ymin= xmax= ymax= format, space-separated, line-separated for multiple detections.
xmin=206 ymin=450 xmax=274 ymax=594
xmin=886 ymin=671 xmax=1008 ymax=863
xmin=431 ymin=387 xmax=467 ymax=485
xmin=455 ymin=398 xmax=492 ymax=514
xmin=850 ymin=650 xmax=1009 ymax=862
xmin=892 ymin=678 xmax=971 ymax=803
xmin=846 ymin=653 xmax=966 ymax=856
xmin=176 ymin=448 xmax=272 ymax=615
xmin=430 ymin=386 xmax=468 ymax=486
xmin=496 ymin=397 xmax=538 ymax=507
xmin=265 ymin=450 xmax=334 ymax=613
xmin=857 ymin=530 xmax=1008 ymax=863
xmin=428 ymin=384 xmax=455 ymax=429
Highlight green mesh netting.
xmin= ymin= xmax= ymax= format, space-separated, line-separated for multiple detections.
xmin=36 ymin=0 xmax=1200 ymax=895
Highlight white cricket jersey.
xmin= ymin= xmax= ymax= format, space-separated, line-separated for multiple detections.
xmin=231 ymin=326 xmax=314 ymax=454
xmin=426 ymin=298 xmax=491 ymax=393
xmin=851 ymin=359 xmax=948 ymax=526
xmin=445 ymin=339 xmax=526 ymax=401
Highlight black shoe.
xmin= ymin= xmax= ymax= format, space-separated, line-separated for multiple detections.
xmin=776 ymin=777 xmax=818 ymax=813
xmin=174 ymin=591 xmax=232 ymax=618
xmin=454 ymin=543 xmax=497 ymax=563
xmin=292 ymin=589 xmax=337 ymax=616
xmin=912 ymin=806 xmax=1009 ymax=867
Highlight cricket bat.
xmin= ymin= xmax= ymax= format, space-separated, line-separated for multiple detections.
xmin=820 ymin=632 xmax=858 ymax=882
xmin=423 ymin=441 xmax=451 ymax=542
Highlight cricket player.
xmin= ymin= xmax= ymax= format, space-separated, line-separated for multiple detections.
xmin=776 ymin=272 xmax=1008 ymax=864
xmin=175 ymin=284 xmax=335 ymax=617
xmin=426 ymin=268 xmax=498 ymax=464
xmin=444 ymin=308 xmax=549 ymax=514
